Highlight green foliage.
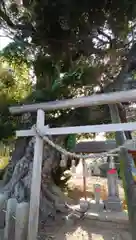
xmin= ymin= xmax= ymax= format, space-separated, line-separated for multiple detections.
xmin=0 ymin=41 xmax=29 ymax=66
xmin=0 ymin=58 xmax=32 ymax=140
xmin=1 ymin=0 xmax=136 ymax=99
xmin=106 ymin=132 xmax=116 ymax=139
xmin=66 ymin=135 xmax=76 ymax=151
xmin=52 ymin=60 xmax=99 ymax=92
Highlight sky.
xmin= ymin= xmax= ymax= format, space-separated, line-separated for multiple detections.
xmin=0 ymin=30 xmax=11 ymax=50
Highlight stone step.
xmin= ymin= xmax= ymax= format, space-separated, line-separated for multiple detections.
xmin=85 ymin=210 xmax=129 ymax=229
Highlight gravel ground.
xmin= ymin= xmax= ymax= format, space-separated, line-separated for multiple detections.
xmin=55 ymin=221 xmax=130 ymax=240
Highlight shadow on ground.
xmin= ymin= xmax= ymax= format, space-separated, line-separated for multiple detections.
xmin=39 ymin=215 xmax=131 ymax=240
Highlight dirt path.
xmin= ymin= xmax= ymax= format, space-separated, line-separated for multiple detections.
xmin=40 ymin=218 xmax=130 ymax=240
xmin=55 ymin=221 xmax=130 ymax=240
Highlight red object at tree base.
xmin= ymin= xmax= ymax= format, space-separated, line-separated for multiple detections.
xmin=108 ymin=169 xmax=117 ymax=174
xmin=95 ymin=188 xmax=100 ymax=192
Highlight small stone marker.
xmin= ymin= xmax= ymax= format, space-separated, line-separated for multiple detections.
xmin=104 ymin=158 xmax=122 ymax=212
xmin=84 ymin=161 xmax=88 ymax=177
xmin=15 ymin=202 xmax=29 ymax=240
xmin=79 ymin=198 xmax=89 ymax=211
xmin=60 ymin=154 xmax=67 ymax=167
xmin=4 ymin=198 xmax=17 ymax=240
xmin=71 ymin=160 xmax=76 ymax=174
xmin=93 ymin=165 xmax=100 ymax=176
xmin=0 ymin=193 xmax=7 ymax=228
xmin=107 ymin=168 xmax=119 ymax=197
xmin=94 ymin=184 xmax=101 ymax=203
xmin=90 ymin=184 xmax=104 ymax=212
xmin=88 ymin=166 xmax=92 ymax=177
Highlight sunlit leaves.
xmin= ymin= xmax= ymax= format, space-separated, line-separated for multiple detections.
xmin=0 ymin=41 xmax=30 ymax=66
xmin=0 ymin=57 xmax=31 ymax=101
xmin=0 ymin=62 xmax=15 ymax=89
xmin=0 ymin=57 xmax=32 ymax=140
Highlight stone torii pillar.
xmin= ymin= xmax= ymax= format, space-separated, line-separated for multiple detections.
xmin=16 ymin=109 xmax=45 ymax=240
xmin=27 ymin=109 xmax=45 ymax=240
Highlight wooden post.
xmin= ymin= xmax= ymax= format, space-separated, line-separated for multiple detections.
xmin=27 ymin=109 xmax=45 ymax=240
xmin=82 ymin=159 xmax=87 ymax=200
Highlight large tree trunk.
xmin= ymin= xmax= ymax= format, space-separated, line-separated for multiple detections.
xmin=1 ymin=136 xmax=70 ymax=220
xmin=3 ymin=138 xmax=30 ymax=185
xmin=117 ymin=103 xmax=132 ymax=139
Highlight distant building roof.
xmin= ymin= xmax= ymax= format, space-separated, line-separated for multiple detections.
xmin=74 ymin=140 xmax=116 ymax=153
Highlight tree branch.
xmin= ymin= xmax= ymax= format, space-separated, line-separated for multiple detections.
xmin=0 ymin=8 xmax=34 ymax=34
xmin=0 ymin=8 xmax=15 ymax=28
xmin=97 ymin=28 xmax=112 ymax=41
xmin=95 ymin=36 xmax=109 ymax=45
xmin=104 ymin=42 xmax=136 ymax=92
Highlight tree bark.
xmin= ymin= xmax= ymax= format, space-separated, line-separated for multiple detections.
xmin=3 ymin=138 xmax=30 ymax=185
xmin=117 ymin=103 xmax=132 ymax=139
xmin=1 ymin=136 xmax=70 ymax=220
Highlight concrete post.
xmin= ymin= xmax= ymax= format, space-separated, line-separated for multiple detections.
xmin=15 ymin=202 xmax=29 ymax=240
xmin=4 ymin=198 xmax=17 ymax=240
xmin=90 ymin=184 xmax=104 ymax=212
xmin=104 ymin=157 xmax=122 ymax=212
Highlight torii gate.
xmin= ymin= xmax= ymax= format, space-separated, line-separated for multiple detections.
xmin=9 ymin=89 xmax=136 ymax=240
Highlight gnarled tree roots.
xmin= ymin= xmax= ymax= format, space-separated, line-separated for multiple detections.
xmin=1 ymin=137 xmax=70 ymax=220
